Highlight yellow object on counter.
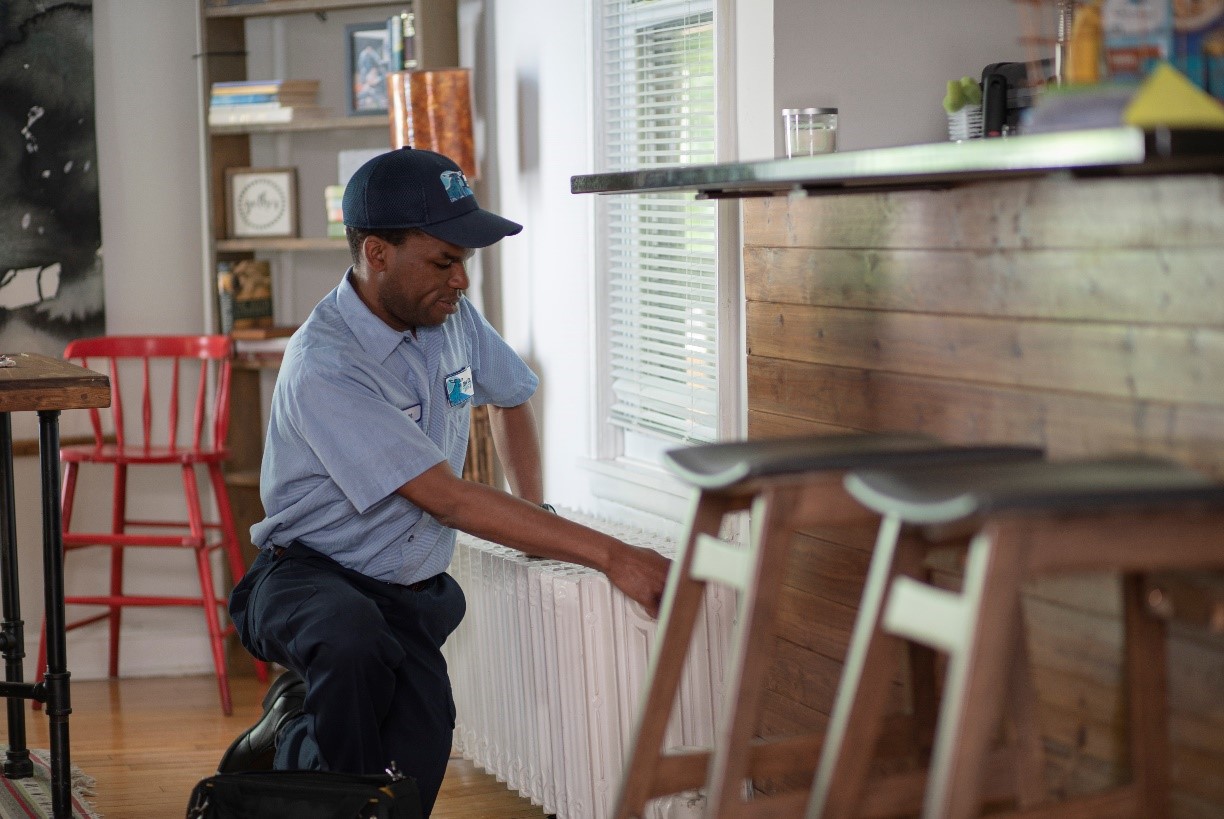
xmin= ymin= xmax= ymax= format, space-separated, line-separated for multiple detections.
xmin=1125 ymin=62 xmax=1224 ymax=127
xmin=1066 ymin=1 xmax=1103 ymax=85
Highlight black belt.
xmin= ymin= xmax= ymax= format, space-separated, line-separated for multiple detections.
xmin=270 ymin=545 xmax=435 ymax=592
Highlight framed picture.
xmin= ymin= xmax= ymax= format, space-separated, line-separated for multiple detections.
xmin=225 ymin=167 xmax=298 ymax=239
xmin=346 ymin=22 xmax=391 ymax=116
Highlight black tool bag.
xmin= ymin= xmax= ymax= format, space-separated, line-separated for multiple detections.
xmin=185 ymin=769 xmax=422 ymax=819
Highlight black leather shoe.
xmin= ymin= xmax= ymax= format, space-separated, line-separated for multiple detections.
xmin=216 ymin=669 xmax=307 ymax=773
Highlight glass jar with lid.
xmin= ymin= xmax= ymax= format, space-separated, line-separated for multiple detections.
xmin=782 ymin=107 xmax=838 ymax=157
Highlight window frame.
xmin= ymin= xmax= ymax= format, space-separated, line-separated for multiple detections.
xmin=584 ymin=0 xmax=745 ymax=525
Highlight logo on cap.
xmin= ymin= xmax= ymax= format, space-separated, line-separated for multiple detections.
xmin=440 ymin=170 xmax=474 ymax=203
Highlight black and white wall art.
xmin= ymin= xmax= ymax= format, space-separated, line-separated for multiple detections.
xmin=0 ymin=1 xmax=105 ymax=360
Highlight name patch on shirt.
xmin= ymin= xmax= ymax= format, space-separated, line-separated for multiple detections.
xmin=445 ymin=366 xmax=474 ymax=407
xmin=402 ymin=403 xmax=422 ymax=423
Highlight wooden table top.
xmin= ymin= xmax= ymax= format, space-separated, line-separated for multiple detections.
xmin=0 ymin=353 xmax=110 ymax=413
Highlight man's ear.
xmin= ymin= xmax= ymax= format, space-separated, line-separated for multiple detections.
xmin=361 ymin=235 xmax=388 ymax=271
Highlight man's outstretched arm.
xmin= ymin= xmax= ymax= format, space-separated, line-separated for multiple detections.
xmin=397 ymin=463 xmax=670 ymax=617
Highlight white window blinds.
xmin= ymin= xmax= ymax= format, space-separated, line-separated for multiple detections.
xmin=599 ymin=0 xmax=717 ymax=445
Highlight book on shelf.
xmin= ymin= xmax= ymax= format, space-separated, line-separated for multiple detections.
xmin=209 ymin=104 xmax=329 ymax=126
xmin=212 ymin=79 xmax=321 ymax=97
xmin=211 ymin=91 xmax=320 ymax=107
xmin=389 ymin=13 xmax=402 ymax=72
xmin=210 ymin=101 xmax=314 ymax=114
xmin=325 ymin=184 xmax=345 ymax=239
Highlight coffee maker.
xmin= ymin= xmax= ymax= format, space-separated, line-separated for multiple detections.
xmin=980 ymin=59 xmax=1055 ymax=136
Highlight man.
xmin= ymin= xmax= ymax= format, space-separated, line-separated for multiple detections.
xmin=218 ymin=147 xmax=671 ymax=815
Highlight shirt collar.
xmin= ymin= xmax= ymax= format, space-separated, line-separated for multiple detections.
xmin=336 ymin=268 xmax=411 ymax=364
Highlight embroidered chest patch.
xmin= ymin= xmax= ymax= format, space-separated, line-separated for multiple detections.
xmin=445 ymin=366 xmax=474 ymax=407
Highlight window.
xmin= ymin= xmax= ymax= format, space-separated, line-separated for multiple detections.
xmin=597 ymin=0 xmax=718 ymax=454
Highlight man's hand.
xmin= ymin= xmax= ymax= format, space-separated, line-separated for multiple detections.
xmin=605 ymin=543 xmax=672 ymax=619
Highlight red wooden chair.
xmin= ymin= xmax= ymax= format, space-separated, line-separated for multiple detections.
xmin=36 ymin=335 xmax=268 ymax=714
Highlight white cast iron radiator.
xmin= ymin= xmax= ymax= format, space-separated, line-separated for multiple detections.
xmin=445 ymin=509 xmax=735 ymax=819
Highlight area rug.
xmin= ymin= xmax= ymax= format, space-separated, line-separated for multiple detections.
xmin=0 ymin=746 xmax=100 ymax=818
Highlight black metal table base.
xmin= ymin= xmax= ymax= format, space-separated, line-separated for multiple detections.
xmin=0 ymin=410 xmax=72 ymax=818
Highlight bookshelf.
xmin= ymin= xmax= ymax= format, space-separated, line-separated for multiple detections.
xmin=207 ymin=115 xmax=388 ymax=136
xmin=197 ymin=0 xmax=458 ymax=276
xmin=204 ymin=0 xmax=412 ymax=18
xmin=194 ymin=0 xmax=460 ymax=586
xmin=215 ymin=237 xmax=349 ymax=252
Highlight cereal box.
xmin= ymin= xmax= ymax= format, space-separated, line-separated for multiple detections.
xmin=1173 ymin=0 xmax=1224 ymax=96
xmin=1103 ymin=0 xmax=1174 ymax=79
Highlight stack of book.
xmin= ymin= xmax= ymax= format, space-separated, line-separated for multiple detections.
xmin=216 ymin=259 xmax=274 ymax=334
xmin=209 ymin=79 xmax=326 ymax=125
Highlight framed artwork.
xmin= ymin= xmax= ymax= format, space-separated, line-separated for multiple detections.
xmin=0 ymin=3 xmax=105 ymax=356
xmin=346 ymin=22 xmax=391 ymax=116
xmin=225 ymin=167 xmax=298 ymax=239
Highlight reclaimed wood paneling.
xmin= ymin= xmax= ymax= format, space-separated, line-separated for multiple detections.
xmin=748 ymin=303 xmax=1224 ymax=405
xmin=747 ymin=360 xmax=1224 ymax=477
xmin=742 ymin=172 xmax=1224 ymax=814
xmin=744 ymin=247 xmax=1224 ymax=325
xmin=742 ymin=176 xmax=1224 ymax=250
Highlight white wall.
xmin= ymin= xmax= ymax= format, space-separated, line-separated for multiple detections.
xmin=13 ymin=0 xmax=216 ymax=682
xmin=469 ymin=0 xmax=599 ymax=516
xmin=774 ymin=0 xmax=1031 ymax=151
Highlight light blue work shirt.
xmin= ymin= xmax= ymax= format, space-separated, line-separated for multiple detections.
xmin=250 ymin=269 xmax=539 ymax=586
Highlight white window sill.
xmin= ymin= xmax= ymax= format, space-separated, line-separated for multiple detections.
xmin=578 ymin=456 xmax=694 ymax=534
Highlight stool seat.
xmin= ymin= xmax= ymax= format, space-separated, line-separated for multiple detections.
xmin=846 ymin=455 xmax=1224 ymax=524
xmin=664 ymin=432 xmax=1041 ymax=489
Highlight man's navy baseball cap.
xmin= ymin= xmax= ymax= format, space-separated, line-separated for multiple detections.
xmin=342 ymin=147 xmax=522 ymax=248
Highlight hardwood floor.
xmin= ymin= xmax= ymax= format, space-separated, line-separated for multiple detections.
xmin=20 ymin=673 xmax=547 ymax=818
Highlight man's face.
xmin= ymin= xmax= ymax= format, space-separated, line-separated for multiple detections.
xmin=367 ymin=232 xmax=474 ymax=331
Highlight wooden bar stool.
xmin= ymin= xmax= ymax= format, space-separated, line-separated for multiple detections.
xmin=809 ymin=455 xmax=1224 ymax=819
xmin=614 ymin=433 xmax=1042 ymax=819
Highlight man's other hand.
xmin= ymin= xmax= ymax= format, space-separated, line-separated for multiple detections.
xmin=606 ymin=544 xmax=671 ymax=619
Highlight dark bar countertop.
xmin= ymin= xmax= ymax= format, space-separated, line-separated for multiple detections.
xmin=570 ymin=126 xmax=1224 ymax=199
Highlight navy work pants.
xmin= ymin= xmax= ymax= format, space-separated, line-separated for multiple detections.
xmin=229 ymin=544 xmax=466 ymax=816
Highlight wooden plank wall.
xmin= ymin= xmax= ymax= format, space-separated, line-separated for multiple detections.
xmin=741 ymin=174 xmax=1224 ymax=817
